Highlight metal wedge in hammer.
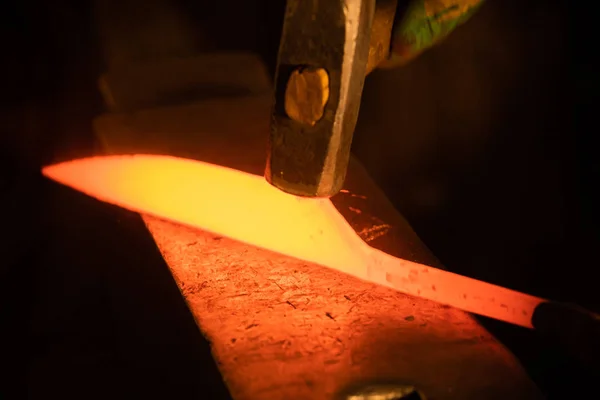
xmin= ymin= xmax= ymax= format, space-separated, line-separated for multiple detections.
xmin=266 ymin=0 xmax=397 ymax=198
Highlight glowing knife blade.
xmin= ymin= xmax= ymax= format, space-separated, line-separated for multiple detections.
xmin=42 ymin=154 xmax=546 ymax=328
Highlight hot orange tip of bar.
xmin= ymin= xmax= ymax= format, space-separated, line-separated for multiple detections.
xmin=42 ymin=154 xmax=368 ymax=276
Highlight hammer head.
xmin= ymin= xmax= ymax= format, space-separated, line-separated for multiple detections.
xmin=265 ymin=0 xmax=376 ymax=198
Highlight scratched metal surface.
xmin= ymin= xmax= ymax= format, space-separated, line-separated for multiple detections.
xmin=144 ymin=215 xmax=540 ymax=400
xmin=92 ymin=94 xmax=542 ymax=399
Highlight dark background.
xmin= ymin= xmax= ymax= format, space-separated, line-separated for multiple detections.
xmin=1 ymin=0 xmax=597 ymax=398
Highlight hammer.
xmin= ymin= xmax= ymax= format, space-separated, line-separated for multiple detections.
xmin=266 ymin=0 xmax=397 ymax=197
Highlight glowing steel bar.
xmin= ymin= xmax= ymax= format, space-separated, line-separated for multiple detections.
xmin=42 ymin=155 xmax=546 ymax=328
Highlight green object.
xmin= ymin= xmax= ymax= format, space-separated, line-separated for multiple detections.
xmin=387 ymin=0 xmax=485 ymax=66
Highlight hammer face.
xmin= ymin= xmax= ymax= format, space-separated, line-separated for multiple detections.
xmin=266 ymin=0 xmax=376 ymax=198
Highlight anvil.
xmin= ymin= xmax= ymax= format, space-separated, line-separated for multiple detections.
xmin=55 ymin=52 xmax=549 ymax=400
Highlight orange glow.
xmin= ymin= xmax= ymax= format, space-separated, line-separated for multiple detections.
xmin=42 ymin=155 xmax=546 ymax=328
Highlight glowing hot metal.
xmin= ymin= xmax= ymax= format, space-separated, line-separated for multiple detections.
xmin=42 ymin=155 xmax=546 ymax=328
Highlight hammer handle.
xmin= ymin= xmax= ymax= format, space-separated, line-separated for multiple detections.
xmin=532 ymin=301 xmax=600 ymax=369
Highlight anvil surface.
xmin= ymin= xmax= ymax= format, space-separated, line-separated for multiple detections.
xmin=92 ymin=94 xmax=543 ymax=399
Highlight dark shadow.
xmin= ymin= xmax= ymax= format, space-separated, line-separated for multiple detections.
xmin=1 ymin=173 xmax=232 ymax=399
